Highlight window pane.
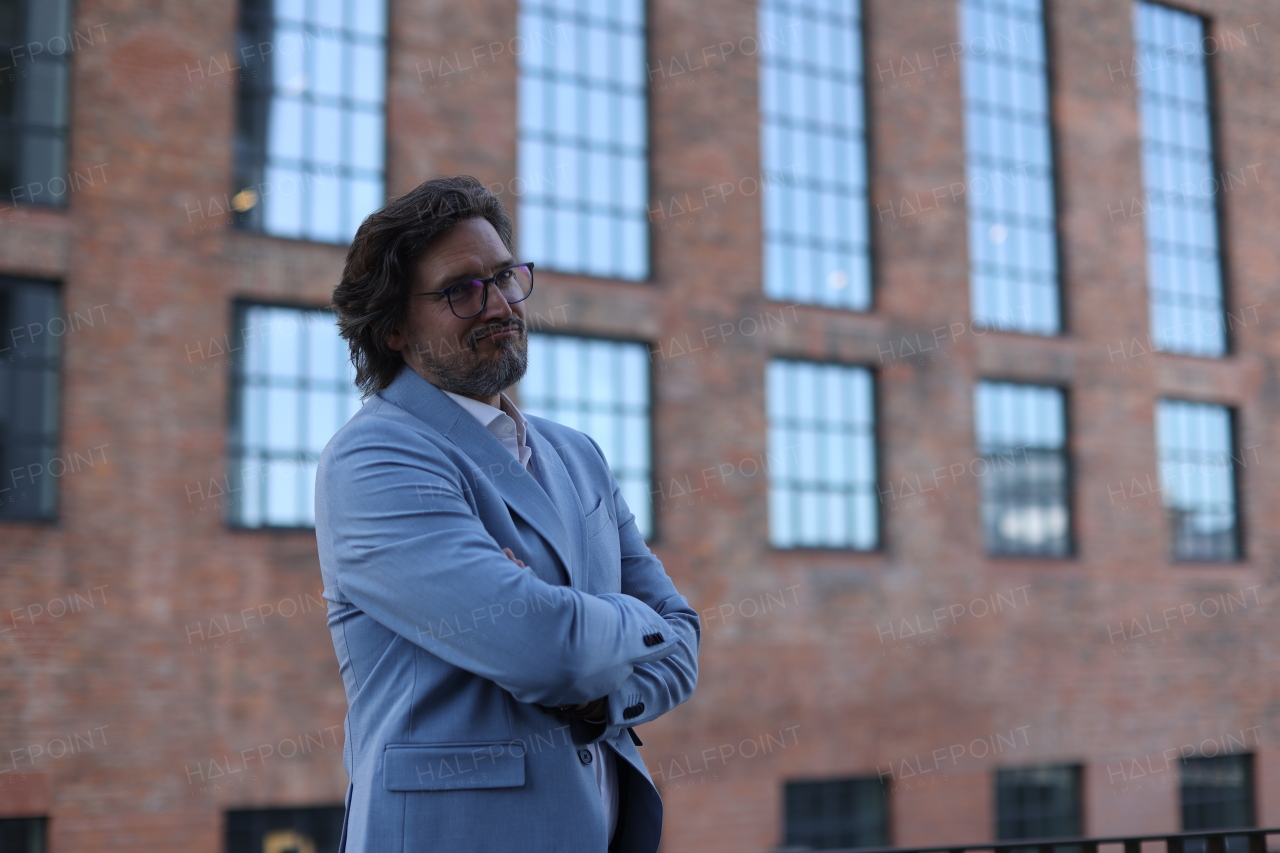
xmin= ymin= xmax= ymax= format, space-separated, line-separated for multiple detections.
xmin=518 ymin=333 xmax=652 ymax=539
xmin=767 ymin=360 xmax=877 ymax=550
xmin=234 ymin=0 xmax=386 ymax=244
xmin=784 ymin=777 xmax=889 ymax=849
xmin=961 ymin=0 xmax=1060 ymax=334
xmin=1156 ymin=399 xmax=1240 ymax=561
xmin=0 ymin=817 xmax=48 ymax=852
xmin=996 ymin=765 xmax=1083 ymax=841
xmin=0 ymin=0 xmax=71 ymax=208
xmin=226 ymin=806 xmax=345 ymax=853
xmin=228 ymin=303 xmax=362 ymax=528
xmin=760 ymin=0 xmax=870 ymax=311
xmin=1135 ymin=3 xmax=1226 ymax=356
xmin=974 ymin=382 xmax=1071 ymax=556
xmin=1181 ymin=753 xmax=1254 ymax=837
xmin=0 ymin=277 xmax=61 ymax=520
xmin=518 ymin=2 xmax=648 ymax=280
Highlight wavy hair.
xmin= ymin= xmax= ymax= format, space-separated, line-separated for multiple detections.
xmin=331 ymin=176 xmax=514 ymax=396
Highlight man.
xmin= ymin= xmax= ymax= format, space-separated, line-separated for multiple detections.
xmin=316 ymin=175 xmax=700 ymax=853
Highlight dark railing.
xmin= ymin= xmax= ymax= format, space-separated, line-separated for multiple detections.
xmin=776 ymin=828 xmax=1280 ymax=853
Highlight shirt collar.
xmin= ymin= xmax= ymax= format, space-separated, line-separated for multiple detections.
xmin=441 ymin=389 xmax=529 ymax=432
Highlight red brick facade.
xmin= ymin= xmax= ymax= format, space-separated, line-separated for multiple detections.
xmin=1 ymin=0 xmax=1278 ymax=850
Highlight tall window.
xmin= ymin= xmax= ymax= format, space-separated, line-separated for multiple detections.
xmin=0 ymin=0 xmax=71 ymax=206
xmin=0 ymin=817 xmax=47 ymax=852
xmin=228 ymin=303 xmax=362 ymax=528
xmin=767 ymin=360 xmax=877 ymax=550
xmin=234 ymin=0 xmax=386 ymax=243
xmin=517 ymin=1 xmax=647 ymax=280
xmin=783 ymin=777 xmax=889 ymax=850
xmin=519 ymin=333 xmax=652 ymax=538
xmin=1156 ymin=400 xmax=1240 ymax=561
xmin=759 ymin=0 xmax=869 ymax=309
xmin=961 ymin=0 xmax=1059 ymax=334
xmin=1181 ymin=754 xmax=1253 ymax=852
xmin=0 ymin=277 xmax=60 ymax=521
xmin=226 ymin=806 xmax=344 ymax=853
xmin=996 ymin=765 xmax=1082 ymax=844
xmin=1134 ymin=3 xmax=1224 ymax=357
xmin=974 ymin=382 xmax=1070 ymax=556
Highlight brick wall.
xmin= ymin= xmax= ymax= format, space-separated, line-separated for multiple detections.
xmin=0 ymin=0 xmax=1277 ymax=850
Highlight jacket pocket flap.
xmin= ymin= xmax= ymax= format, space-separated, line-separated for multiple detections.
xmin=384 ymin=741 xmax=526 ymax=791
xmin=584 ymin=496 xmax=609 ymax=536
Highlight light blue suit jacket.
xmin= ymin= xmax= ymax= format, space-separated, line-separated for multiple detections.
xmin=315 ymin=365 xmax=700 ymax=853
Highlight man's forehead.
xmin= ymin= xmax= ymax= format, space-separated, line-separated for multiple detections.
xmin=417 ymin=218 xmax=511 ymax=284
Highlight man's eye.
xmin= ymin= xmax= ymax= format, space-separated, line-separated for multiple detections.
xmin=445 ymin=281 xmax=480 ymax=297
xmin=495 ymin=269 xmax=515 ymax=282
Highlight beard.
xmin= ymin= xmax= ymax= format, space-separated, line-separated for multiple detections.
xmin=407 ymin=318 xmax=529 ymax=399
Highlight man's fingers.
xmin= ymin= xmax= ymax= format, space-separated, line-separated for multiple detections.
xmin=502 ymin=546 xmax=527 ymax=568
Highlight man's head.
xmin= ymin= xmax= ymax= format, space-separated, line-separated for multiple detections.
xmin=332 ymin=176 xmax=527 ymax=401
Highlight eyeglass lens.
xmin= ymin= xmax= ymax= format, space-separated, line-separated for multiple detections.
xmin=448 ymin=265 xmax=533 ymax=317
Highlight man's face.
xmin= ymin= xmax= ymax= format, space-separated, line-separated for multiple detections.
xmin=387 ymin=217 xmax=529 ymax=403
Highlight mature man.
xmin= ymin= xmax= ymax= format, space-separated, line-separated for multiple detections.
xmin=316 ymin=176 xmax=700 ymax=853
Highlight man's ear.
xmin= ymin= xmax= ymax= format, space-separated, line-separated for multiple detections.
xmin=386 ymin=325 xmax=405 ymax=353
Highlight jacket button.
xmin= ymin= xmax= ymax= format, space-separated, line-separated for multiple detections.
xmin=578 ymin=749 xmax=593 ymax=765
xmin=642 ymin=632 xmax=665 ymax=647
xmin=623 ymin=702 xmax=645 ymax=720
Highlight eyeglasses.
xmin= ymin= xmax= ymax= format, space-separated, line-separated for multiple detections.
xmin=415 ymin=262 xmax=535 ymax=319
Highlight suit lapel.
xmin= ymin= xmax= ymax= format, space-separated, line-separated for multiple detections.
xmin=380 ymin=367 xmax=578 ymax=586
xmin=525 ymin=422 xmax=588 ymax=591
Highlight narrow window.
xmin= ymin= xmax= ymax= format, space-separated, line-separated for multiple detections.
xmin=0 ymin=277 xmax=61 ymax=521
xmin=520 ymin=333 xmax=652 ymax=539
xmin=783 ymin=777 xmax=889 ymax=849
xmin=760 ymin=0 xmax=870 ymax=309
xmin=234 ymin=0 xmax=386 ymax=243
xmin=974 ymin=381 xmax=1070 ymax=556
xmin=228 ymin=303 xmax=361 ymax=528
xmin=518 ymin=1 xmax=648 ymax=279
xmin=1134 ymin=3 xmax=1226 ymax=356
xmin=961 ymin=0 xmax=1060 ymax=334
xmin=1156 ymin=399 xmax=1240 ymax=561
xmin=767 ymin=359 xmax=877 ymax=550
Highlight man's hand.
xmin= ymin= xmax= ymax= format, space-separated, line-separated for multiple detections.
xmin=502 ymin=547 xmax=526 ymax=569
xmin=551 ymin=697 xmax=606 ymax=720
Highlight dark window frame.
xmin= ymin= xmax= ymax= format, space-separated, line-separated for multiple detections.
xmin=0 ymin=815 xmax=48 ymax=852
xmin=1180 ymin=753 xmax=1255 ymax=833
xmin=1133 ymin=0 xmax=1229 ymax=358
xmin=0 ymin=0 xmax=74 ymax=210
xmin=759 ymin=0 xmax=873 ymax=312
xmin=960 ymin=0 xmax=1063 ymax=337
xmin=766 ymin=357 xmax=880 ymax=553
xmin=783 ymin=775 xmax=891 ymax=850
xmin=519 ymin=329 xmax=656 ymax=542
xmin=225 ymin=297 xmax=361 ymax=532
xmin=225 ymin=805 xmax=345 ymax=853
xmin=1155 ymin=398 xmax=1243 ymax=563
xmin=974 ymin=379 xmax=1075 ymax=559
xmin=517 ymin=0 xmax=650 ymax=281
xmin=233 ymin=0 xmax=388 ymax=245
xmin=0 ymin=275 xmax=63 ymax=524
xmin=995 ymin=763 xmax=1084 ymax=844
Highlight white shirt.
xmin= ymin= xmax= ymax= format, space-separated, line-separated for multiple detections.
xmin=442 ymin=389 xmax=619 ymax=842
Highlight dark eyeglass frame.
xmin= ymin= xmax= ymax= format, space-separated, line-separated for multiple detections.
xmin=414 ymin=262 xmax=536 ymax=319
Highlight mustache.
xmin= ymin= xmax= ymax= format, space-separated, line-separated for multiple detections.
xmin=468 ymin=318 xmax=526 ymax=347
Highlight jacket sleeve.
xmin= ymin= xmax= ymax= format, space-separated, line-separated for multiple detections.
xmin=316 ymin=415 xmax=683 ymax=707
xmin=573 ymin=435 xmax=700 ymax=743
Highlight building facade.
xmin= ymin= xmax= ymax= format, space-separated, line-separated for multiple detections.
xmin=1 ymin=0 xmax=1278 ymax=850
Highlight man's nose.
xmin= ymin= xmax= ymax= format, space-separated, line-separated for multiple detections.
xmin=478 ymin=280 xmax=516 ymax=321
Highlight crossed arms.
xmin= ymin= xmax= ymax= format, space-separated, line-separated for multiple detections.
xmin=318 ymin=415 xmax=700 ymax=732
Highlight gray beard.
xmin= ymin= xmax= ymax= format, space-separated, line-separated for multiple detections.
xmin=410 ymin=323 xmax=529 ymax=399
